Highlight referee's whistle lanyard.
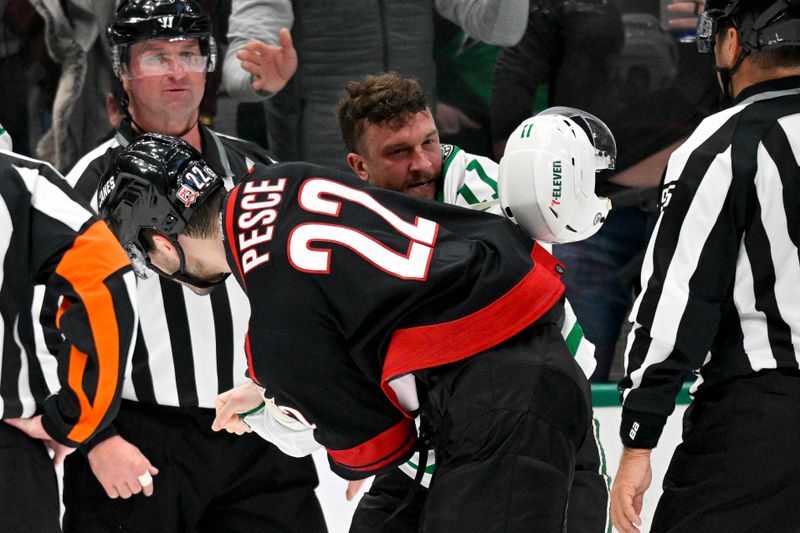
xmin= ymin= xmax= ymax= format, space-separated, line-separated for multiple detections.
xmin=208 ymin=130 xmax=235 ymax=191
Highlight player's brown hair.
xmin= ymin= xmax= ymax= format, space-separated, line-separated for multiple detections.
xmin=337 ymin=72 xmax=429 ymax=154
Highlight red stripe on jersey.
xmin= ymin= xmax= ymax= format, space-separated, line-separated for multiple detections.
xmin=381 ymin=257 xmax=564 ymax=409
xmin=327 ymin=418 xmax=416 ymax=472
xmin=532 ymin=242 xmax=564 ymax=276
xmin=225 ymin=186 xmax=247 ymax=290
xmin=245 ymin=335 xmax=261 ymax=386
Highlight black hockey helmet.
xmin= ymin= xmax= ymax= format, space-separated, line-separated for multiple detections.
xmin=109 ymin=0 xmax=217 ymax=78
xmin=98 ymin=133 xmax=225 ymax=286
xmin=698 ymin=0 xmax=800 ymax=54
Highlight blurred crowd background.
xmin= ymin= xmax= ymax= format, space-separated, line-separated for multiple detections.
xmin=0 ymin=0 xmax=720 ymax=383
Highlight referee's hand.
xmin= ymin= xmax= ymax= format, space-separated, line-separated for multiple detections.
xmin=87 ymin=436 xmax=159 ymax=499
xmin=610 ymin=447 xmax=653 ymax=533
xmin=5 ymin=415 xmax=75 ymax=466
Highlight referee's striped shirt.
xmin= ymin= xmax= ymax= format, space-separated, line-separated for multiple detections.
xmin=619 ymin=76 xmax=800 ymax=448
xmin=60 ymin=122 xmax=273 ymax=409
xmin=0 ymin=149 xmax=137 ymax=445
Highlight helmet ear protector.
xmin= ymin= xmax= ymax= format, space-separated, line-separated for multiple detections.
xmin=498 ymin=106 xmax=615 ymax=244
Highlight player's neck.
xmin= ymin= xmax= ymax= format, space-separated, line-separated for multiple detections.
xmin=128 ymin=114 xmax=202 ymax=152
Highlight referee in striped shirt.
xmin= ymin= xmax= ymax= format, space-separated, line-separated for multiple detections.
xmin=611 ymin=1 xmax=800 ymax=531
xmin=53 ymin=1 xmax=325 ymax=532
xmin=0 ymin=125 xmax=136 ymax=532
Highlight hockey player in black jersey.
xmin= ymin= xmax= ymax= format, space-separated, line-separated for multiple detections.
xmin=98 ymin=132 xmax=593 ymax=532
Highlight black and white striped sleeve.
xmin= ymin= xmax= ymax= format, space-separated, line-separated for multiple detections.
xmin=619 ymin=93 xmax=800 ymax=448
xmin=0 ymin=153 xmax=138 ymax=445
xmin=618 ymin=109 xmax=745 ymax=448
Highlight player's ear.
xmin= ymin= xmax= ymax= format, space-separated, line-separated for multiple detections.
xmin=151 ymin=233 xmax=176 ymax=254
xmin=347 ymin=152 xmax=370 ymax=182
xmin=716 ymin=26 xmax=741 ymax=69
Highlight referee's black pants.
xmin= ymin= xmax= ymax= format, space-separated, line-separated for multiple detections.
xmin=652 ymin=370 xmax=800 ymax=532
xmin=0 ymin=421 xmax=60 ymax=533
xmin=418 ymin=321 xmax=591 ymax=533
xmin=62 ymin=400 xmax=327 ymax=533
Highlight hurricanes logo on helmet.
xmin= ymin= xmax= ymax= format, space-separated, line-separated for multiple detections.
xmin=177 ymin=184 xmax=200 ymax=207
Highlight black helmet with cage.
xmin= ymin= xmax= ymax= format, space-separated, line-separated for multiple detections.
xmin=97 ymin=133 xmax=227 ymax=289
xmin=108 ymin=0 xmax=217 ymax=79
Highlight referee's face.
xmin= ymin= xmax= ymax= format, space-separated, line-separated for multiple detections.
xmin=122 ymin=38 xmax=206 ymax=137
xmin=347 ymin=110 xmax=442 ymax=200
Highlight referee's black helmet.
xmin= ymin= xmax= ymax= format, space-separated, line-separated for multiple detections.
xmin=108 ymin=0 xmax=217 ymax=78
xmin=698 ymin=0 xmax=800 ymax=53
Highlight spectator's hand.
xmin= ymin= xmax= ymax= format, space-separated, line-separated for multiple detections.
xmin=610 ymin=447 xmax=653 ymax=533
xmin=87 ymin=435 xmax=159 ymax=499
xmin=237 ymin=28 xmax=298 ymax=94
xmin=346 ymin=479 xmax=368 ymax=501
xmin=435 ymin=102 xmax=481 ymax=136
xmin=666 ymin=0 xmax=706 ymax=30
xmin=212 ymin=381 xmax=263 ymax=435
xmin=5 ymin=415 xmax=76 ymax=466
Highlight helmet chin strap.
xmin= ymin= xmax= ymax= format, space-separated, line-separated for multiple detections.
xmin=146 ymin=236 xmax=229 ymax=290
xmin=715 ymin=38 xmax=750 ymax=104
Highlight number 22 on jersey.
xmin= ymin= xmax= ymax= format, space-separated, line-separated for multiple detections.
xmin=288 ymin=178 xmax=439 ymax=280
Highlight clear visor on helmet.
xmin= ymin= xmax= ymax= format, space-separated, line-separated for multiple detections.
xmin=123 ymin=241 xmax=155 ymax=279
xmin=115 ymin=37 xmax=210 ymax=80
xmin=536 ymin=106 xmax=617 ymax=170
xmin=696 ymin=10 xmax=722 ymax=53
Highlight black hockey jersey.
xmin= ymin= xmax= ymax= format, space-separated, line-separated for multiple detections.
xmin=222 ymin=162 xmax=564 ymax=478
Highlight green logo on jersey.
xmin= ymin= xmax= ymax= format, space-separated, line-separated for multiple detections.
xmin=552 ymin=160 xmax=562 ymax=206
xmin=520 ymin=123 xmax=534 ymax=138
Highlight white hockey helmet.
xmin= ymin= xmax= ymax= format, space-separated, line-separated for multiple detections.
xmin=498 ymin=106 xmax=614 ymax=243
